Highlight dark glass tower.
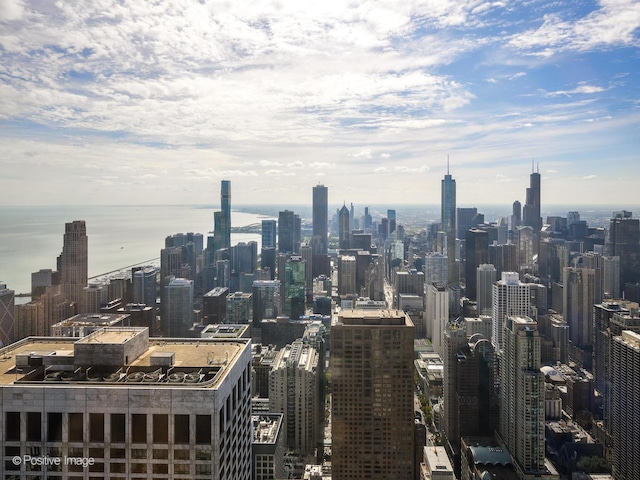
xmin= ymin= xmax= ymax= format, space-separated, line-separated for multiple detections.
xmin=441 ymin=161 xmax=457 ymax=285
xmin=220 ymin=180 xmax=231 ymax=249
xmin=338 ymin=204 xmax=350 ymax=250
xmin=523 ymin=164 xmax=542 ymax=232
xmin=278 ymin=210 xmax=299 ymax=254
xmin=312 ymin=185 xmax=328 ymax=255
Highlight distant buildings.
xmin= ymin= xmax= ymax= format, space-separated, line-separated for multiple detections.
xmin=0 ymin=283 xmax=15 ymax=346
xmin=523 ymin=164 xmax=542 ymax=232
xmin=58 ymin=220 xmax=88 ymax=306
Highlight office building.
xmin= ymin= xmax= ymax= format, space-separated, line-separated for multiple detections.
xmin=563 ymin=265 xmax=601 ymax=349
xmin=338 ymin=255 xmax=357 ymax=296
xmin=611 ymin=331 xmax=640 ymax=480
xmin=516 ymin=225 xmax=534 ymax=271
xmin=499 ymin=316 xmax=546 ymax=478
xmin=421 ymin=446 xmax=455 ymax=480
xmin=512 ymin=200 xmax=522 ymax=230
xmin=606 ymin=212 xmax=640 ymax=291
xmin=426 ymin=282 xmax=449 ymax=356
xmin=338 ymin=204 xmax=350 ymax=250
xmin=162 ymin=278 xmax=194 ymax=337
xmin=252 ymin=414 xmax=286 ymax=480
xmin=523 ymin=164 xmax=542 ymax=232
xmin=58 ymin=220 xmax=88 ymax=306
xmin=218 ymin=179 xmax=232 ymax=250
xmin=332 ymin=310 xmax=414 ymax=480
xmin=0 ymin=327 xmax=252 ymax=479
xmin=602 ymin=256 xmax=621 ymax=299
xmin=281 ymin=255 xmax=306 ymax=320
xmin=31 ymin=269 xmax=57 ymax=299
xmin=203 ymin=287 xmax=228 ymax=324
xmin=50 ymin=312 xmax=129 ymax=337
xmin=424 ymin=252 xmax=449 ymax=286
xmin=81 ymin=283 xmax=107 ymax=314
xmin=441 ymin=162 xmax=457 ymax=286
xmin=252 ymin=280 xmax=280 ymax=327
xmin=278 ymin=210 xmax=300 ymax=254
xmin=491 ymin=272 xmax=531 ymax=351
xmin=0 ymin=283 xmax=15 ymax=347
xmin=457 ymin=208 xmax=482 ymax=240
xmin=132 ymin=266 xmax=158 ymax=310
xmin=477 ymin=264 xmax=497 ymax=316
xmin=226 ymin=291 xmax=252 ymax=324
xmin=269 ymin=339 xmax=320 ymax=455
xmin=262 ymin=220 xmax=277 ymax=249
xmin=465 ymin=228 xmax=489 ymax=301
xmin=312 ymin=185 xmax=328 ymax=256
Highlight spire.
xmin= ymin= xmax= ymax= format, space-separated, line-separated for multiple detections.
xmin=531 ymin=158 xmax=534 ymax=173
xmin=447 ymin=155 xmax=450 ymax=175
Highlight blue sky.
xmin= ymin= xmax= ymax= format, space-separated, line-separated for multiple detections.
xmin=0 ymin=0 xmax=639 ymax=206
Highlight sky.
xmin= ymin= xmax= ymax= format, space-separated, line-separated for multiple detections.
xmin=1 ymin=0 xmax=639 ymax=207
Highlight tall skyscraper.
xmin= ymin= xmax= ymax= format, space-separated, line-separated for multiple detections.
xmin=426 ymin=282 xmax=449 ymax=355
xmin=278 ymin=210 xmax=300 ymax=254
xmin=512 ymin=200 xmax=522 ymax=229
xmin=441 ymin=161 xmax=457 ymax=285
xmin=523 ymin=163 xmax=542 ymax=232
xmin=476 ymin=264 xmax=497 ymax=316
xmin=491 ymin=272 xmax=531 ymax=351
xmin=132 ymin=266 xmax=158 ymax=309
xmin=499 ymin=316 xmax=546 ymax=478
xmin=312 ymin=185 xmax=329 ymax=277
xmin=58 ymin=220 xmax=88 ymax=306
xmin=338 ymin=204 xmax=350 ymax=250
xmin=261 ymin=219 xmax=277 ymax=249
xmin=464 ymin=228 xmax=489 ymax=301
xmin=332 ymin=310 xmax=414 ymax=480
xmin=213 ymin=180 xmax=232 ymax=251
xmin=0 ymin=283 xmax=15 ymax=347
xmin=563 ymin=265 xmax=601 ymax=349
xmin=606 ymin=211 xmax=640 ymax=290
xmin=611 ymin=330 xmax=640 ymax=480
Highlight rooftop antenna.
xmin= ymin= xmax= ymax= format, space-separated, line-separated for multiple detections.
xmin=537 ymin=162 xmax=540 ymax=174
xmin=531 ymin=158 xmax=534 ymax=173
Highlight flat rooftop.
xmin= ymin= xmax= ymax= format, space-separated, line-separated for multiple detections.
xmin=335 ymin=309 xmax=412 ymax=326
xmin=0 ymin=331 xmax=247 ymax=388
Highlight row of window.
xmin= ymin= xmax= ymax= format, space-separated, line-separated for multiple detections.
xmin=4 ymin=412 xmax=211 ymax=445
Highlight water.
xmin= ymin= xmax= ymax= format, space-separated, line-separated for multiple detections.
xmin=0 ymin=203 xmax=631 ymax=296
xmin=0 ymin=205 xmax=273 ymax=295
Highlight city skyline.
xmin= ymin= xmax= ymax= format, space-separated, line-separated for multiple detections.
xmin=1 ymin=1 xmax=639 ymax=206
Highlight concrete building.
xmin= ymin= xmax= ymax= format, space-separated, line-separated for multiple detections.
xmin=492 ymin=272 xmax=531 ymax=352
xmin=611 ymin=330 xmax=640 ymax=480
xmin=0 ymin=327 xmax=251 ymax=479
xmin=51 ymin=313 xmax=130 ymax=337
xmin=58 ymin=220 xmax=88 ymax=307
xmin=252 ymin=414 xmax=285 ymax=480
xmin=476 ymin=264 xmax=497 ymax=316
xmin=426 ymin=282 xmax=449 ymax=355
xmin=499 ymin=316 xmax=549 ymax=479
xmin=332 ymin=309 xmax=414 ymax=480
xmin=338 ymin=255 xmax=356 ymax=296
xmin=269 ymin=339 xmax=319 ymax=455
xmin=564 ymin=265 xmax=601 ymax=350
xmin=81 ymin=283 xmax=107 ymax=314
xmin=420 ymin=446 xmax=454 ymax=480
xmin=162 ymin=278 xmax=194 ymax=337
xmin=202 ymin=287 xmax=228 ymax=325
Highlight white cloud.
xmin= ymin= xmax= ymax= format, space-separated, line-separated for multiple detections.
xmin=583 ymin=174 xmax=598 ymax=180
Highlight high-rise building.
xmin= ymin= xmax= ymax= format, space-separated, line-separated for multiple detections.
xmin=563 ymin=265 xmax=601 ymax=349
xmin=312 ymin=185 xmax=328 ymax=255
xmin=162 ymin=277 xmax=194 ymax=337
xmin=252 ymin=280 xmax=280 ymax=327
xmin=226 ymin=291 xmax=252 ymax=324
xmin=338 ymin=255 xmax=357 ymax=296
xmin=606 ymin=211 xmax=640 ymax=291
xmin=58 ymin=220 xmax=88 ymax=306
xmin=491 ymin=272 xmax=531 ymax=351
xmin=499 ymin=316 xmax=546 ymax=477
xmin=0 ymin=327 xmax=252 ymax=479
xmin=424 ymin=252 xmax=449 ymax=286
xmin=282 ymin=255 xmax=306 ymax=320
xmin=441 ymin=162 xmax=457 ymax=285
xmin=278 ymin=210 xmax=300 ymax=254
xmin=476 ymin=264 xmax=497 ymax=316
xmin=221 ymin=179 xmax=231 ymax=249
xmin=0 ymin=283 xmax=15 ymax=347
xmin=269 ymin=339 xmax=319 ymax=455
xmin=338 ymin=204 xmax=350 ymax=250
xmin=516 ymin=225 xmax=534 ymax=271
xmin=512 ymin=200 xmax=522 ymax=230
xmin=132 ymin=266 xmax=158 ymax=310
xmin=523 ymin=164 xmax=542 ymax=232
xmin=332 ymin=309 xmax=414 ymax=480
xmin=261 ymin=220 xmax=277 ymax=249
xmin=465 ymin=228 xmax=489 ymax=301
xmin=426 ymin=282 xmax=449 ymax=355
xmin=81 ymin=283 xmax=107 ymax=314
xmin=611 ymin=330 xmax=640 ymax=480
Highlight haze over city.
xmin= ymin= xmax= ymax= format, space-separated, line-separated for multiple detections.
xmin=1 ymin=0 xmax=639 ymax=206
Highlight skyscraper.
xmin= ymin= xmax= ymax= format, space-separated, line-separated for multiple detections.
xmin=606 ymin=211 xmax=640 ymax=290
xmin=132 ymin=266 xmax=158 ymax=309
xmin=563 ymin=265 xmax=601 ymax=349
xmin=0 ymin=283 xmax=15 ymax=347
xmin=611 ymin=330 xmax=640 ymax=480
xmin=332 ymin=310 xmax=414 ymax=480
xmin=261 ymin=219 xmax=277 ymax=249
xmin=213 ymin=180 xmax=232 ymax=251
xmin=523 ymin=164 xmax=542 ymax=232
xmin=426 ymin=282 xmax=449 ymax=355
xmin=162 ymin=277 xmax=194 ymax=337
xmin=464 ymin=228 xmax=489 ymax=301
xmin=338 ymin=204 xmax=350 ymax=250
xmin=441 ymin=161 xmax=457 ymax=285
xmin=278 ymin=210 xmax=300 ymax=254
xmin=58 ymin=220 xmax=88 ymax=306
xmin=312 ymin=185 xmax=329 ymax=277
xmin=476 ymin=264 xmax=497 ymax=316
xmin=491 ymin=272 xmax=531 ymax=351
xmin=499 ymin=316 xmax=546 ymax=478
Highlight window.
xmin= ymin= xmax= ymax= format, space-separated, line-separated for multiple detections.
xmin=131 ymin=414 xmax=146 ymax=443
xmin=89 ymin=413 xmax=104 ymax=442
xmin=174 ymin=415 xmax=189 ymax=444
xmin=153 ymin=414 xmax=168 ymax=444
xmin=68 ymin=413 xmax=83 ymax=442
xmin=195 ymin=415 xmax=211 ymax=445
xmin=27 ymin=412 xmax=41 ymax=441
xmin=5 ymin=412 xmax=20 ymax=441
xmin=110 ymin=414 xmax=125 ymax=443
xmin=47 ymin=413 xmax=63 ymax=442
